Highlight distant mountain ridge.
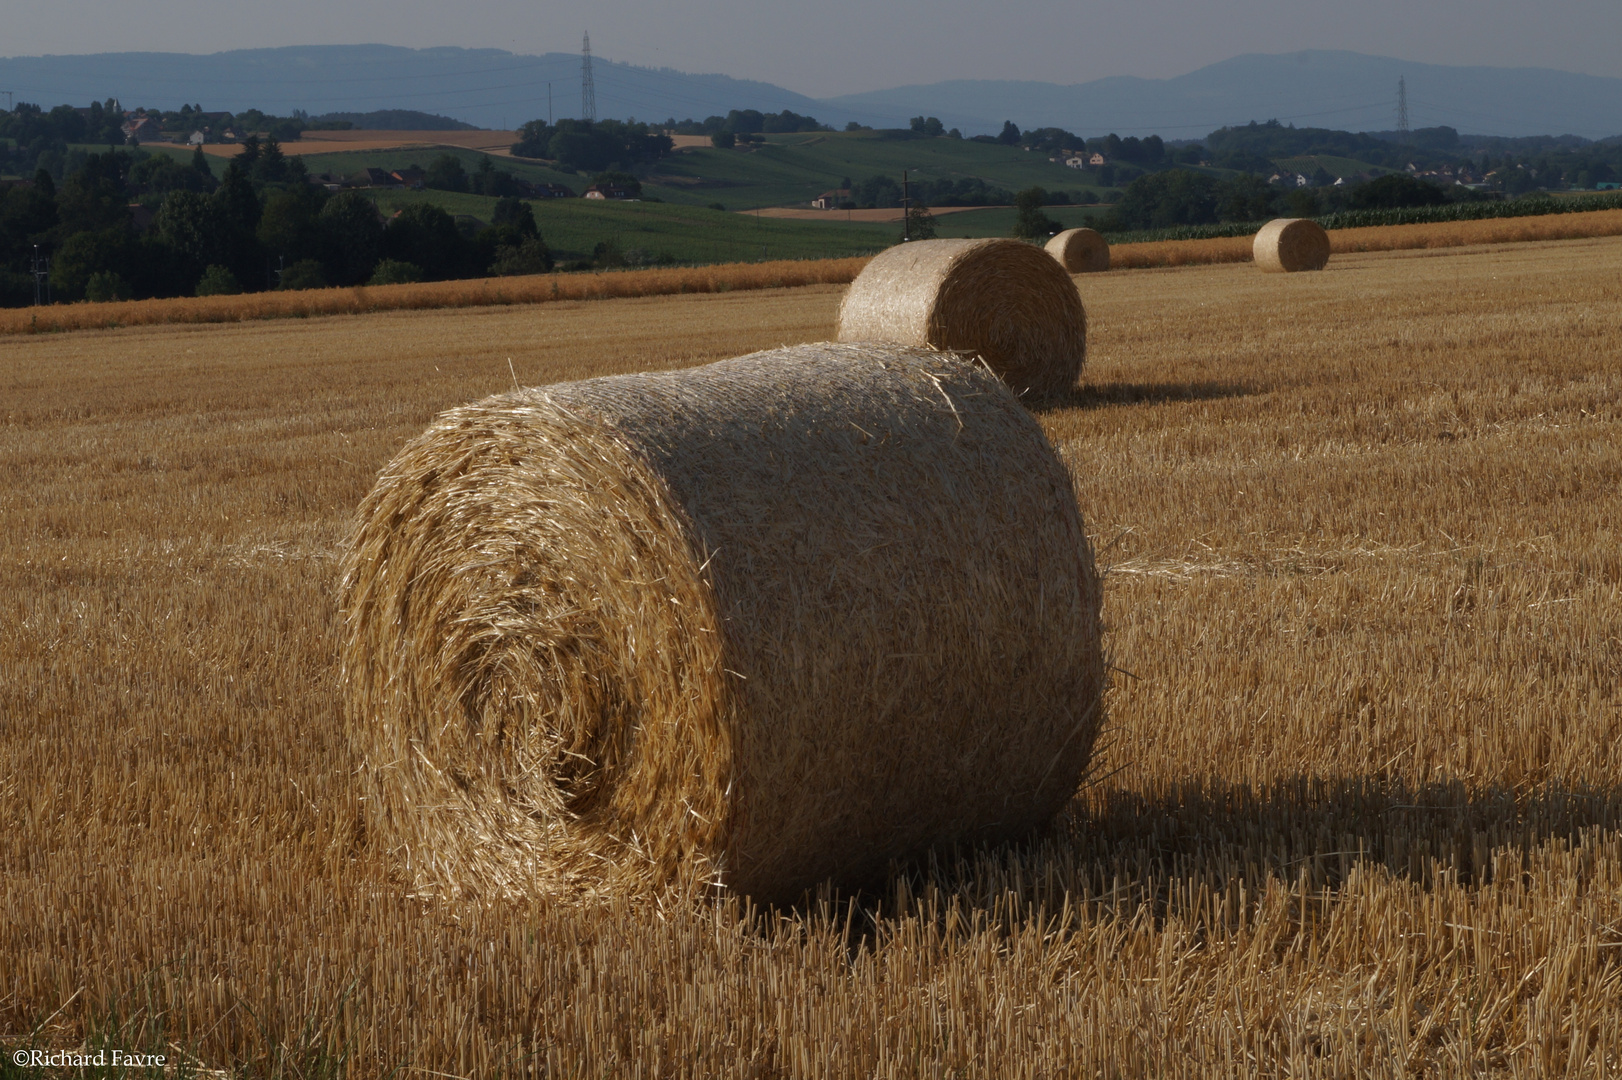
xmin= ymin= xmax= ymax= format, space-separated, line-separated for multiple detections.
xmin=0 ymin=45 xmax=877 ymax=133
xmin=828 ymin=52 xmax=1622 ymax=140
xmin=1 ymin=46 xmax=1617 ymax=140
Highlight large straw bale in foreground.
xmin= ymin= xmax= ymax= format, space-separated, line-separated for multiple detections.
xmin=1253 ymin=218 xmax=1331 ymax=272
xmin=340 ymin=343 xmax=1105 ymax=905
xmin=836 ymin=239 xmax=1087 ymax=397
xmin=1045 ymin=228 xmax=1111 ymax=273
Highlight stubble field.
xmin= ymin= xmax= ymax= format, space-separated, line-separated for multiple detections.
xmin=3 ymin=235 xmax=1621 ymax=1078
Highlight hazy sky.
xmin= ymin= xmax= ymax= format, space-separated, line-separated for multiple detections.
xmin=7 ymin=0 xmax=1621 ymax=97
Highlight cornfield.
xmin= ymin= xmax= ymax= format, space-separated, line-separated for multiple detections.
xmin=1103 ymin=190 xmax=1622 ymax=244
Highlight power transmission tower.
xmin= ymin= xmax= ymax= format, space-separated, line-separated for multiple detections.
xmin=31 ymin=245 xmax=50 ymax=306
xmin=1396 ymin=76 xmax=1410 ymax=141
xmin=3 ymin=91 xmax=13 ymax=113
xmin=581 ymin=33 xmax=596 ymax=122
xmin=901 ymin=169 xmax=911 ymax=242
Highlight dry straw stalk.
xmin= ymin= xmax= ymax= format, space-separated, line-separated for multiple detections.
xmin=835 ymin=239 xmax=1087 ymax=397
xmin=340 ymin=343 xmax=1105 ymax=905
xmin=1253 ymin=218 xmax=1332 ymax=273
xmin=1045 ymin=228 xmax=1111 ymax=273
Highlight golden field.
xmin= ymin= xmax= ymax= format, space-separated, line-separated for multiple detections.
xmin=0 ymin=258 xmax=871 ymax=337
xmin=7 ymin=209 xmax=1622 ymax=338
xmin=1107 ymin=207 xmax=1622 ymax=269
xmin=3 ymin=235 xmax=1622 ymax=1077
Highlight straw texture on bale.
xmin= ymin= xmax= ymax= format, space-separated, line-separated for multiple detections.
xmin=835 ymin=238 xmax=1087 ymax=397
xmin=340 ymin=343 xmax=1105 ymax=906
xmin=1253 ymin=217 xmax=1332 ymax=273
xmin=1045 ymin=227 xmax=1111 ymax=274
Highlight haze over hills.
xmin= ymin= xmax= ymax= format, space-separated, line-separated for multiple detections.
xmin=0 ymin=46 xmax=869 ymax=133
xmin=1 ymin=45 xmax=1618 ymax=140
xmin=828 ymin=51 xmax=1622 ymax=140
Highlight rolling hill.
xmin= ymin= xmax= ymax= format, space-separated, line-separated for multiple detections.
xmin=2 ymin=46 xmax=1619 ymax=139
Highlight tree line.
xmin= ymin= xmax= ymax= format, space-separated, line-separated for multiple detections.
xmin=1203 ymin=120 xmax=1622 ymax=191
xmin=0 ymin=136 xmax=552 ymax=306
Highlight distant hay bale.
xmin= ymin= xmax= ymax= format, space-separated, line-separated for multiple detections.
xmin=1253 ymin=218 xmax=1331 ymax=273
xmin=340 ymin=343 xmax=1105 ymax=906
xmin=835 ymin=238 xmax=1087 ymax=398
xmin=1045 ymin=228 xmax=1111 ymax=273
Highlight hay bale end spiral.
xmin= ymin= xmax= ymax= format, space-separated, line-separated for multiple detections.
xmin=1045 ymin=228 xmax=1111 ymax=274
xmin=836 ymin=238 xmax=1087 ymax=398
xmin=340 ymin=343 xmax=1106 ymax=905
xmin=1253 ymin=218 xmax=1331 ymax=273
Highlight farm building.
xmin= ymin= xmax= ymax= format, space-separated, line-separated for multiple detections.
xmin=811 ymin=189 xmax=852 ymax=209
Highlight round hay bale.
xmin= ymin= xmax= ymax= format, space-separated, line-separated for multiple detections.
xmin=835 ymin=238 xmax=1086 ymax=398
xmin=1253 ymin=217 xmax=1331 ymax=273
xmin=1044 ymin=227 xmax=1111 ymax=274
xmin=340 ymin=343 xmax=1105 ymax=906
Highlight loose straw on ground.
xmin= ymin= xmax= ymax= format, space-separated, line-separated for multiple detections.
xmin=835 ymin=239 xmax=1087 ymax=397
xmin=1045 ymin=228 xmax=1111 ymax=273
xmin=1253 ymin=218 xmax=1332 ymax=273
xmin=339 ymin=343 xmax=1105 ymax=906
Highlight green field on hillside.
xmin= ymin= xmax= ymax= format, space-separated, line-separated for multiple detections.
xmin=1272 ymin=154 xmax=1384 ymax=180
xmin=365 ymin=188 xmax=895 ymax=264
xmin=296 ymin=146 xmax=585 ymax=189
xmin=362 ymin=188 xmax=1120 ymax=264
xmin=26 ymin=135 xmax=1119 ymax=266
xmin=125 ymin=131 xmax=1113 ymax=212
xmin=647 ymin=131 xmax=1107 ymax=209
xmin=927 ymin=205 xmax=1112 ymax=237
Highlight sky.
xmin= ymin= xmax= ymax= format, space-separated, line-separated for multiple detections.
xmin=6 ymin=0 xmax=1622 ymax=98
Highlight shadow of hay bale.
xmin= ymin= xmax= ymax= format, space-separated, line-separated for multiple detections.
xmin=764 ymin=775 xmax=1622 ymax=943
xmin=1031 ymin=380 xmax=1259 ymax=413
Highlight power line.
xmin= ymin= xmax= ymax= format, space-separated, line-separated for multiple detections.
xmin=581 ymin=32 xmax=596 ymax=123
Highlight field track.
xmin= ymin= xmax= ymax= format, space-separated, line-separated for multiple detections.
xmin=5 ymin=208 xmax=1621 ymax=336
xmin=3 ymin=235 xmax=1621 ymax=1076
xmin=193 ymin=129 xmax=523 ymax=157
xmin=751 ymin=204 xmax=995 ymax=222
